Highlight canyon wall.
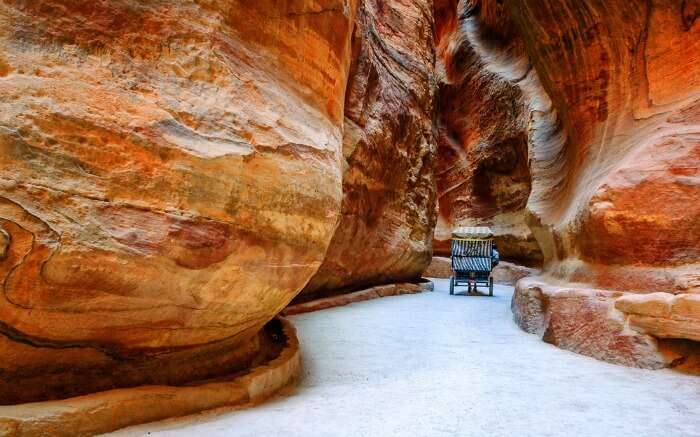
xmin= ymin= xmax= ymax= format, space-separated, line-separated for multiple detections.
xmin=506 ymin=0 xmax=699 ymax=293
xmin=432 ymin=0 xmax=699 ymax=367
xmin=0 ymin=0 xmax=697 ymax=412
xmin=507 ymin=0 xmax=700 ymax=366
xmin=0 ymin=0 xmax=358 ymax=403
xmin=302 ymin=0 xmax=438 ymax=298
xmin=432 ymin=0 xmax=542 ymax=266
xmin=439 ymin=0 xmax=699 ymax=366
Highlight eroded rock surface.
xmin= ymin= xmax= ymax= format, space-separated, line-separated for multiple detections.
xmin=512 ymin=277 xmax=671 ymax=369
xmin=432 ymin=0 xmax=699 ymax=366
xmin=301 ymin=0 xmax=438 ymax=297
xmin=432 ymin=0 xmax=543 ymax=266
xmin=505 ymin=0 xmax=700 ymax=294
xmin=504 ymin=0 xmax=700 ymax=352
xmin=0 ymin=0 xmax=357 ymax=403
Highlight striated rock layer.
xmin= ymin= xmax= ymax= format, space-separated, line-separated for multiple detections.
xmin=432 ymin=0 xmax=542 ymax=266
xmin=505 ymin=0 xmax=700 ymax=353
xmin=301 ymin=0 xmax=438 ymax=297
xmin=505 ymin=0 xmax=699 ymax=294
xmin=434 ymin=0 xmax=699 ymax=367
xmin=0 ymin=0 xmax=358 ymax=403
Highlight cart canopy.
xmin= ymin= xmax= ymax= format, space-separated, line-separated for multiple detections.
xmin=451 ymin=226 xmax=493 ymax=240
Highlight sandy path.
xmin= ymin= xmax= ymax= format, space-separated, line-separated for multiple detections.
xmin=111 ymin=279 xmax=700 ymax=437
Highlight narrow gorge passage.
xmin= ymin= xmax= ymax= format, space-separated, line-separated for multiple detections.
xmin=114 ymin=282 xmax=700 ymax=437
xmin=0 ymin=0 xmax=697 ymax=434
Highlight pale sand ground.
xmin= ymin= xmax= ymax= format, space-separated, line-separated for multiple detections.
xmin=110 ymin=279 xmax=700 ymax=437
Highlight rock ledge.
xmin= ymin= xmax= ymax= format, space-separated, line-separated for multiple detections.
xmin=0 ymin=318 xmax=301 ymax=437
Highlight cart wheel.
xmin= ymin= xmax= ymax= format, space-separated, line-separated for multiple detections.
xmin=449 ymin=276 xmax=455 ymax=295
xmin=489 ymin=277 xmax=494 ymax=296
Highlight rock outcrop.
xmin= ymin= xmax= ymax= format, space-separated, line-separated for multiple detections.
xmin=506 ymin=0 xmax=699 ymax=294
xmin=0 ymin=0 xmax=358 ymax=403
xmin=1 ymin=0 xmax=697 ymax=413
xmin=432 ymin=0 xmax=543 ymax=266
xmin=512 ymin=278 xmax=671 ymax=369
xmin=434 ymin=0 xmax=699 ymax=367
xmin=301 ymin=0 xmax=438 ymax=298
xmin=505 ymin=0 xmax=700 ymax=359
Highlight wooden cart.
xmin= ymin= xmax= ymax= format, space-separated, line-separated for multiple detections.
xmin=449 ymin=227 xmax=495 ymax=296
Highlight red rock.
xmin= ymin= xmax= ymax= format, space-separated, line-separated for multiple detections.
xmin=512 ymin=278 xmax=671 ymax=369
xmin=301 ymin=0 xmax=438 ymax=295
xmin=0 ymin=0 xmax=358 ymax=402
xmin=505 ymin=0 xmax=700 ymax=293
xmin=423 ymin=256 xmax=453 ymax=278
xmin=432 ymin=0 xmax=543 ymax=266
xmin=434 ymin=0 xmax=699 ymax=367
xmin=491 ymin=262 xmax=540 ymax=286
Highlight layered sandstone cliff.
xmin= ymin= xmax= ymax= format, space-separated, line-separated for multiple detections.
xmin=441 ymin=0 xmax=700 ymax=367
xmin=301 ymin=0 xmax=438 ymax=297
xmin=0 ymin=0 xmax=358 ymax=403
xmin=0 ymin=0 xmax=698 ymax=413
xmin=432 ymin=0 xmax=542 ymax=266
xmin=507 ymin=0 xmax=699 ymax=293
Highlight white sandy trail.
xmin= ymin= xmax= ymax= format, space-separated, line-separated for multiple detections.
xmin=111 ymin=279 xmax=700 ymax=437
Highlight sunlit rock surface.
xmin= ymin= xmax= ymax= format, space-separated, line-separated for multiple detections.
xmin=433 ymin=0 xmax=699 ymax=365
xmin=301 ymin=0 xmax=438 ymax=297
xmin=506 ymin=0 xmax=699 ymax=294
xmin=504 ymin=0 xmax=700 ymax=348
xmin=0 ymin=0 xmax=357 ymax=403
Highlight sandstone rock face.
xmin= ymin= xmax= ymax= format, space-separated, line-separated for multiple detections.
xmin=616 ymin=293 xmax=700 ymax=342
xmin=301 ymin=0 xmax=438 ymax=297
xmin=512 ymin=277 xmax=670 ymax=369
xmin=434 ymin=0 xmax=699 ymax=366
xmin=432 ymin=0 xmax=543 ymax=266
xmin=504 ymin=0 xmax=700 ymax=293
xmin=0 ymin=0 xmax=358 ymax=403
xmin=423 ymin=256 xmax=453 ymax=279
xmin=491 ymin=261 xmax=540 ymax=286
xmin=503 ymin=0 xmax=700 ymax=351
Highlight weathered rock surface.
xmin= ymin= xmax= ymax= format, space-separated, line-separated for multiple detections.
xmin=432 ymin=0 xmax=543 ymax=266
xmin=503 ymin=0 xmax=700 ymax=357
xmin=616 ymin=293 xmax=700 ymax=342
xmin=284 ymin=281 xmax=433 ymax=316
xmin=504 ymin=0 xmax=700 ymax=293
xmin=512 ymin=277 xmax=671 ymax=369
xmin=301 ymin=0 xmax=438 ymax=296
xmin=0 ymin=318 xmax=300 ymax=437
xmin=0 ymin=0 xmax=357 ymax=403
xmin=435 ymin=0 xmax=700 ymax=365
xmin=492 ymin=261 xmax=540 ymax=286
xmin=423 ymin=256 xmax=453 ymax=279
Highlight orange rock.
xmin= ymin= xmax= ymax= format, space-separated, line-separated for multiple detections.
xmin=0 ymin=0 xmax=358 ymax=402
xmin=505 ymin=0 xmax=700 ymax=293
xmin=432 ymin=0 xmax=542 ymax=266
xmin=301 ymin=0 xmax=438 ymax=296
xmin=439 ymin=0 xmax=699 ymax=366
